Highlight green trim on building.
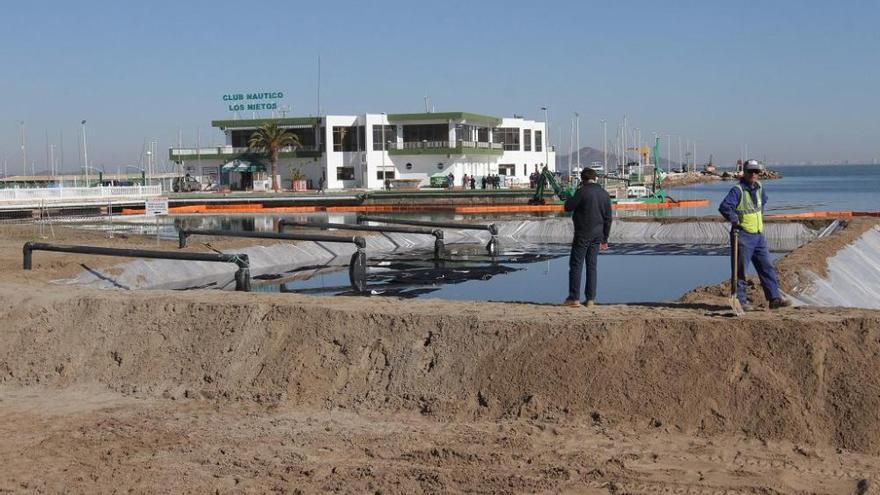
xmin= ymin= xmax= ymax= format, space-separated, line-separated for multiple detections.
xmin=387 ymin=112 xmax=501 ymax=125
xmin=211 ymin=117 xmax=322 ymax=129
xmin=388 ymin=145 xmax=503 ymax=156
xmin=170 ymin=149 xmax=323 ymax=162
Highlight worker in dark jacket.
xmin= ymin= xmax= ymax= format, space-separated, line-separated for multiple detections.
xmin=563 ymin=167 xmax=612 ymax=307
xmin=718 ymin=159 xmax=790 ymax=310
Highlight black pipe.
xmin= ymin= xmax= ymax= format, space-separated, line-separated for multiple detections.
xmin=357 ymin=214 xmax=498 ymax=235
xmin=177 ymin=228 xmax=369 ymax=292
xmin=357 ymin=214 xmax=498 ymax=255
xmin=278 ymin=219 xmax=445 ymax=259
xmin=22 ymin=242 xmax=251 ymax=291
xmin=178 ymin=228 xmax=366 ymax=249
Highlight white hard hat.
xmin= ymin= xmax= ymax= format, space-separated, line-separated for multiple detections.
xmin=744 ymin=159 xmax=763 ymax=172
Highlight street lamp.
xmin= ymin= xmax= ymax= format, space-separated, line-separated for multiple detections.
xmin=81 ymin=120 xmax=90 ymax=186
xmin=541 ymin=107 xmax=549 ymax=172
xmin=600 ymin=119 xmax=607 ymax=174
xmin=381 ymin=113 xmax=387 ymax=189
xmin=574 ymin=112 xmax=580 ymax=175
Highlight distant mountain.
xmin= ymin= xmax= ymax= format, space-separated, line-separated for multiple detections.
xmin=556 ymin=146 xmax=682 ymax=172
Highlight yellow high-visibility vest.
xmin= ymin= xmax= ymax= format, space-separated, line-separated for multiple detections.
xmin=735 ymin=182 xmax=763 ymax=233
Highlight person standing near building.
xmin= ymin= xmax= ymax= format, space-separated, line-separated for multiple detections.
xmin=563 ymin=168 xmax=612 ymax=308
xmin=719 ymin=159 xmax=791 ymax=310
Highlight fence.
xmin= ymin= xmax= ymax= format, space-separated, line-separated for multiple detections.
xmin=0 ymin=185 xmax=162 ymax=205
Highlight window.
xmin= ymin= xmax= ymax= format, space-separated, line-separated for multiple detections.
xmin=402 ymin=124 xmax=448 ymax=143
xmin=332 ymin=126 xmax=364 ymax=152
xmin=376 ymin=170 xmax=395 ymax=180
xmin=455 ymin=124 xmax=475 ymax=142
xmin=372 ymin=125 xmax=398 ymax=151
xmin=524 ymin=129 xmax=532 ymax=151
xmin=493 ymin=128 xmax=520 ymax=151
xmin=498 ymin=164 xmax=515 ymax=176
xmin=523 ymin=164 xmax=527 ymax=176
xmin=535 ymin=130 xmax=543 ymax=152
xmin=405 ymin=163 xmax=413 ymax=170
xmin=477 ymin=127 xmax=489 ymax=143
xmin=231 ymin=127 xmax=318 ymax=149
xmin=336 ymin=167 xmax=355 ymax=180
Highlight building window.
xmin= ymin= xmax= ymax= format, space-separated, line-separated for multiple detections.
xmin=376 ymin=170 xmax=395 ymax=180
xmin=336 ymin=167 xmax=355 ymax=180
xmin=402 ymin=124 xmax=448 ymax=144
xmin=493 ymin=127 xmax=520 ymax=151
xmin=523 ymin=164 xmax=527 ymax=176
xmin=524 ymin=129 xmax=532 ymax=151
xmin=405 ymin=163 xmax=413 ymax=170
xmin=372 ymin=125 xmax=397 ymax=151
xmin=535 ymin=130 xmax=543 ymax=152
xmin=332 ymin=126 xmax=364 ymax=152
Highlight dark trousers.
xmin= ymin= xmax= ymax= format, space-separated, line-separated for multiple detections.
xmin=733 ymin=231 xmax=780 ymax=305
xmin=568 ymin=235 xmax=600 ymax=301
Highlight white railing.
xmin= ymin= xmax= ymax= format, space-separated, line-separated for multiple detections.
xmin=0 ymin=185 xmax=162 ymax=204
xmin=171 ymin=145 xmax=319 ymax=156
xmin=391 ymin=141 xmax=505 ymax=150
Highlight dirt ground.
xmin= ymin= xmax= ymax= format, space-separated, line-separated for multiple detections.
xmin=1 ymin=221 xmax=879 ymax=493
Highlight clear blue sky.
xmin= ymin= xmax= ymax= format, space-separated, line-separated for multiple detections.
xmin=1 ymin=0 xmax=878 ymax=173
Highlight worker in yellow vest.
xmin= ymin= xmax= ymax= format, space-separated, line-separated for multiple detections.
xmin=718 ymin=160 xmax=791 ymax=310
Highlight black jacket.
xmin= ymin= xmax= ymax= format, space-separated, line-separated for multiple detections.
xmin=563 ymin=182 xmax=612 ymax=242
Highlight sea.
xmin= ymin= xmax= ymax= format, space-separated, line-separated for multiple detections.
xmin=656 ymin=164 xmax=880 ymax=217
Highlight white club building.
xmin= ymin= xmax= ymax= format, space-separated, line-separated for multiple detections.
xmin=169 ymin=112 xmax=555 ymax=191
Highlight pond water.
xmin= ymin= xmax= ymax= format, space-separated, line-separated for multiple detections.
xmin=253 ymin=243 xmax=781 ymax=304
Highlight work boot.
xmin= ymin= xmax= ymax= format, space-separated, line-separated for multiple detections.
xmin=562 ymin=298 xmax=580 ymax=307
xmin=769 ymin=298 xmax=792 ymax=310
xmin=583 ymin=300 xmax=595 ymax=308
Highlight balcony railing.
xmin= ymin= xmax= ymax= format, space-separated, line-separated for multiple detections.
xmin=388 ymin=141 xmax=504 ymax=151
xmin=170 ymin=145 xmax=321 ymax=158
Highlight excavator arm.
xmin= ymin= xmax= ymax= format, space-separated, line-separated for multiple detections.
xmin=530 ymin=168 xmax=574 ymax=204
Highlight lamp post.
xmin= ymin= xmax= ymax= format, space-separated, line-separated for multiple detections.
xmin=601 ymin=119 xmax=607 ymax=174
xmin=19 ymin=121 xmax=26 ymax=176
xmin=637 ymin=128 xmax=642 ymax=178
xmin=81 ymin=120 xmax=90 ymax=187
xmin=541 ymin=107 xmax=549 ymax=172
xmin=574 ymin=112 xmax=580 ymax=176
xmin=381 ymin=113 xmax=387 ymax=189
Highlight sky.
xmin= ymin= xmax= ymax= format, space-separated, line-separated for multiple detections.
xmin=1 ymin=0 xmax=878 ymax=173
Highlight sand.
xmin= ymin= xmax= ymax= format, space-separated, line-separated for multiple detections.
xmin=1 ymin=222 xmax=879 ymax=493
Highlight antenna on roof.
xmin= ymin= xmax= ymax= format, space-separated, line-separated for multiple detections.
xmin=424 ymin=96 xmax=429 ymax=113
xmin=316 ymin=55 xmax=322 ymax=117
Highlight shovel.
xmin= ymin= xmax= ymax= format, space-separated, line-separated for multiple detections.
xmin=729 ymin=228 xmax=745 ymax=316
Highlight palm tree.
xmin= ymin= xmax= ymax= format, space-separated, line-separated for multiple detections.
xmin=248 ymin=123 xmax=301 ymax=192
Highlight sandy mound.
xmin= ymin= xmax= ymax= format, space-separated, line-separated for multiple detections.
xmin=2 ymin=284 xmax=880 ymax=457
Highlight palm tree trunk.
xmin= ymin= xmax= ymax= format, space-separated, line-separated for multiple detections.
xmin=271 ymin=151 xmax=278 ymax=192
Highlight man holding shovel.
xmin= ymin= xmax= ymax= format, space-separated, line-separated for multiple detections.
xmin=719 ymin=159 xmax=791 ymax=310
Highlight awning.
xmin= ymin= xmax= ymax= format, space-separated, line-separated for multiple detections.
xmin=221 ymin=159 xmax=266 ymax=173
